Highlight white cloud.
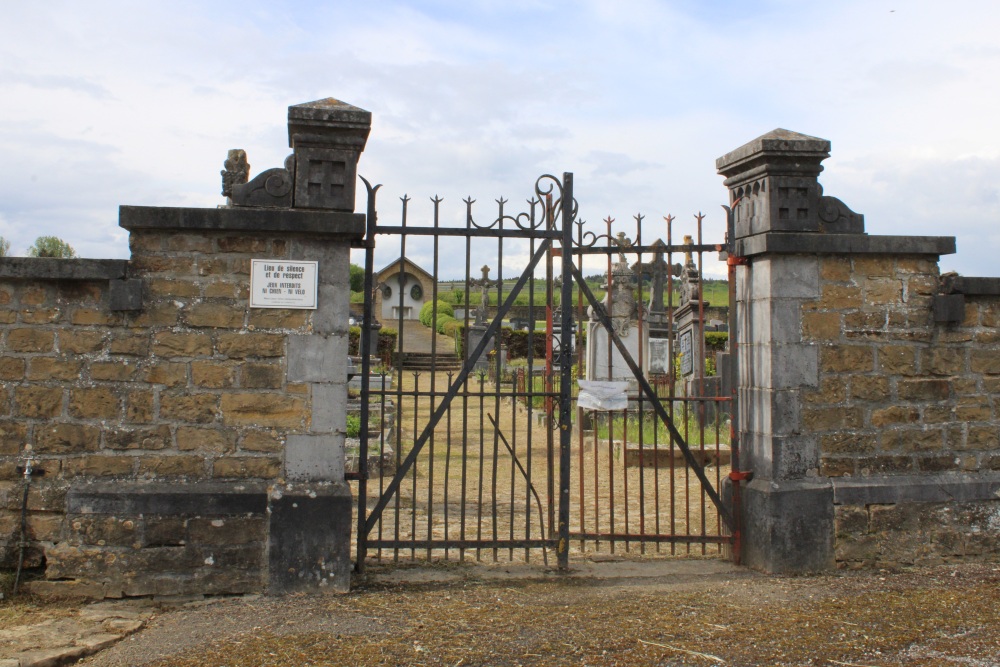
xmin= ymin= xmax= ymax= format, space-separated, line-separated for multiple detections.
xmin=0 ymin=0 xmax=997 ymax=280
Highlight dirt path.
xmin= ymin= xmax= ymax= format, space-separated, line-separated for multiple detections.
xmin=71 ymin=559 xmax=1000 ymax=667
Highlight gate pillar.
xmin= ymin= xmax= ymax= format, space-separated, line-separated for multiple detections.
xmin=716 ymin=130 xmax=960 ymax=572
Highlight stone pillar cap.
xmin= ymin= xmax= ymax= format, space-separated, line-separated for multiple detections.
xmin=716 ymin=128 xmax=831 ymax=181
xmin=287 ymin=98 xmax=372 ymax=151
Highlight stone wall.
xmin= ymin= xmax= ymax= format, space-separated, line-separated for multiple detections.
xmin=0 ymin=97 xmax=369 ymax=597
xmin=718 ymin=129 xmax=1000 ymax=572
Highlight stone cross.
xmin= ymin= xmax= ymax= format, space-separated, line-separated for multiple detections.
xmin=468 ymin=265 xmax=501 ymax=326
xmin=631 ymin=238 xmax=682 ymax=318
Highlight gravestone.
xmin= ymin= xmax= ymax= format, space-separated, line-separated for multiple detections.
xmin=632 ymin=238 xmax=682 ymax=340
xmin=674 ymin=235 xmax=708 ymax=384
xmin=466 ymin=265 xmax=500 ymax=372
xmin=585 ymin=256 xmax=648 ymax=386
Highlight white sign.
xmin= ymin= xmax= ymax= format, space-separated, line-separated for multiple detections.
xmin=250 ymin=259 xmax=318 ymax=309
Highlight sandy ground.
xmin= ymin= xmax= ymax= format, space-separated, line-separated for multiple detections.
xmin=60 ymin=558 xmax=1000 ymax=667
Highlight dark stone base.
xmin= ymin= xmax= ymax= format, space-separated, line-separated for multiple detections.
xmin=43 ymin=481 xmax=355 ymax=598
xmin=739 ymin=478 xmax=834 ymax=573
xmin=268 ymin=483 xmax=353 ymax=594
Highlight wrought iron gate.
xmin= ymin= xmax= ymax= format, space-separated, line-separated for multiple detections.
xmin=354 ymin=173 xmax=739 ymax=570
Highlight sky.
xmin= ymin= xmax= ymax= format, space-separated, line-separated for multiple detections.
xmin=1 ymin=0 xmax=998 ymax=280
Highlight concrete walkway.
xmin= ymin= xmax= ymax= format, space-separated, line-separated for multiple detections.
xmin=396 ymin=321 xmax=455 ymax=354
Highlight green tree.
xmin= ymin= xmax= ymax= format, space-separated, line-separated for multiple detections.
xmin=0 ymin=237 xmax=10 ymax=257
xmin=349 ymin=263 xmax=365 ymax=292
xmin=27 ymin=236 xmax=76 ymax=258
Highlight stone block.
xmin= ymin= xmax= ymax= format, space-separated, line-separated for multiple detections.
xmin=879 ymin=427 xmax=944 ymax=453
xmin=821 ymin=431 xmax=876 ymax=455
xmin=751 ymin=257 xmax=820 ymax=299
xmin=917 ymin=455 xmax=960 ymax=472
xmin=241 ymin=430 xmax=283 ymax=453
xmin=145 ymin=362 xmax=188 ymax=387
xmin=109 ymin=333 xmax=150 ymax=356
xmin=241 ymin=363 xmax=284 ymax=389
xmin=739 ymin=478 xmax=834 ymax=573
xmin=820 ymin=257 xmax=852 ymax=282
xmin=68 ymin=515 xmax=138 ymax=547
xmin=268 ymin=482 xmax=353 ymax=593
xmin=863 ymin=278 xmax=902 ymax=305
xmin=7 ymin=328 xmax=55 ymax=352
xmin=312 ymin=283 xmax=350 ymax=334
xmin=877 ymin=346 xmax=917 ymax=375
xmin=217 ymin=236 xmax=270 ymax=253
xmin=191 ymin=361 xmax=235 ymax=389
xmin=820 ymin=345 xmax=873 ymax=373
xmin=126 ymin=391 xmax=154 ymax=424
xmin=801 ymin=376 xmax=847 ymax=404
xmin=820 ymin=284 xmax=862 ymax=309
xmin=15 ymin=386 xmax=63 ymax=418
xmin=90 ymin=360 xmax=139 ymax=381
xmin=247 ymin=308 xmax=310 ymax=330
xmin=184 ymin=303 xmax=245 ymax=329
xmin=287 ymin=335 xmax=349 ymax=382
xmin=143 ymin=517 xmax=188 ymax=546
xmin=72 ymin=309 xmax=122 ymax=326
xmin=176 ymin=426 xmax=236 ymax=453
xmin=897 ymin=378 xmax=951 ymax=402
xmin=215 ymin=332 xmax=285 ymax=358
xmin=311 ymin=383 xmax=346 ymax=434
xmin=129 ymin=302 xmax=181 ymax=327
xmin=204 ymin=281 xmax=239 ymax=299
xmin=871 ymin=406 xmax=920 ymax=428
xmin=0 ymin=421 xmax=28 ymax=456
xmin=188 ymin=516 xmax=266 ymax=545
xmin=20 ymin=307 xmax=62 ymax=324
xmin=769 ymin=343 xmax=817 ymax=388
xmin=149 ymin=279 xmax=200 ymax=298
xmin=153 ymin=331 xmax=213 ymax=357
xmin=921 ymin=348 xmax=965 ymax=376
xmin=850 ymin=375 xmax=889 ymax=401
xmin=110 ymin=279 xmax=143 ymax=311
xmin=970 ymin=349 xmax=1000 ymax=375
xmin=955 ymin=397 xmax=992 ymax=422
xmin=0 ymin=356 xmax=25 ymax=380
xmin=285 ymin=434 xmax=344 ymax=481
xmin=212 ymin=456 xmax=281 ymax=479
xmin=138 ymin=455 xmax=206 ymax=477
xmin=104 ymin=425 xmax=172 ymax=451
xmin=69 ymin=387 xmax=121 ymax=420
xmin=856 ymin=456 xmax=914 ymax=475
xmin=63 ymin=455 xmax=135 ymax=477
xmin=965 ymin=425 xmax=1000 ymax=450
xmin=220 ymin=393 xmax=308 ymax=428
xmin=834 ymin=505 xmax=869 ymax=537
xmin=166 ymin=234 xmax=213 ymax=253
xmin=801 ymin=311 xmax=841 ymax=341
xmin=802 ymin=406 xmax=862 ymax=432
xmin=160 ymin=394 xmax=219 ymax=423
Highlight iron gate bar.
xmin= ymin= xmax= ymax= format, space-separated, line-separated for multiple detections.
xmin=362 ymin=239 xmax=554 ymax=537
xmin=356 ymin=176 xmax=381 ymax=571
xmin=557 ymin=172 xmax=574 ymax=569
xmin=567 ymin=259 xmax=735 ymax=532
xmin=374 ymin=226 xmax=562 ymax=239
xmin=571 ymin=243 xmax=724 ymax=255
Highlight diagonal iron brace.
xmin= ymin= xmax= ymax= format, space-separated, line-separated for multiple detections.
xmin=568 ymin=260 xmax=734 ymax=530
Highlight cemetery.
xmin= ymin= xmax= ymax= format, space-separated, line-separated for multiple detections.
xmin=0 ymin=97 xmax=998 ymax=612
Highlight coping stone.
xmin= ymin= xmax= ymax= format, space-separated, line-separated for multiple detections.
xmin=119 ymin=205 xmax=365 ymax=237
xmin=950 ymin=277 xmax=1000 ymax=296
xmin=832 ymin=473 xmax=1000 ymax=505
xmin=0 ymin=257 xmax=127 ymax=281
xmin=734 ymin=232 xmax=956 ymax=258
xmin=66 ymin=481 xmax=268 ymax=515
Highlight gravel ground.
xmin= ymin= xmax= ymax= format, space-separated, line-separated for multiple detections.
xmin=66 ymin=558 xmax=1000 ymax=667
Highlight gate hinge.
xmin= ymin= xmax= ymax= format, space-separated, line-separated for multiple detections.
xmin=727 ymin=255 xmax=750 ymax=267
xmin=729 ymin=470 xmax=753 ymax=482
